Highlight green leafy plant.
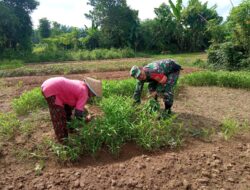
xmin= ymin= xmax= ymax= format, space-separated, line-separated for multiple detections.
xmin=134 ymin=113 xmax=183 ymax=150
xmin=143 ymin=99 xmax=160 ymax=113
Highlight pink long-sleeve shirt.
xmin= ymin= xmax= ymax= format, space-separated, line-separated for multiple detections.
xmin=41 ymin=77 xmax=89 ymax=111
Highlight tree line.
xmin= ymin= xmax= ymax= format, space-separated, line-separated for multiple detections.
xmin=0 ymin=0 xmax=249 ymax=70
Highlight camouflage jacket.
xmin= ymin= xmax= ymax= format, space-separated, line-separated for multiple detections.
xmin=133 ymin=59 xmax=181 ymax=103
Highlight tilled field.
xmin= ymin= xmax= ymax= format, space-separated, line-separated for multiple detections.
xmin=0 ymin=68 xmax=249 ymax=190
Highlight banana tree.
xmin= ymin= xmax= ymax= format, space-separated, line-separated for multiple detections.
xmin=168 ymin=0 xmax=186 ymax=50
xmin=168 ymin=0 xmax=183 ymax=22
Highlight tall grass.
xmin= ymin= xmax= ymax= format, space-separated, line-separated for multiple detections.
xmin=182 ymin=71 xmax=250 ymax=89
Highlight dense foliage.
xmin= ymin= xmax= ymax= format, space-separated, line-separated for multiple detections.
xmin=0 ymin=0 xmax=249 ymax=70
xmin=207 ymin=0 xmax=250 ymax=70
xmin=0 ymin=0 xmax=223 ymax=61
xmin=0 ymin=0 xmax=39 ymax=52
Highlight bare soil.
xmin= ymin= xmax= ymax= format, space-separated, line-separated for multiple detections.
xmin=0 ymin=68 xmax=250 ymax=190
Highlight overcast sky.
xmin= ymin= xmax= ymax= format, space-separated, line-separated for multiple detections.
xmin=31 ymin=0 xmax=242 ymax=28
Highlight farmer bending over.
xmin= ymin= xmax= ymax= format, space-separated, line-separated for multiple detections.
xmin=41 ymin=77 xmax=102 ymax=142
xmin=130 ymin=59 xmax=182 ymax=116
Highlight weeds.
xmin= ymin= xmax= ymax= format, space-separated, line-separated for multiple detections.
xmin=0 ymin=112 xmax=20 ymax=140
xmin=12 ymin=87 xmax=47 ymax=115
xmin=220 ymin=118 xmax=239 ymax=140
xmin=47 ymin=139 xmax=82 ymax=162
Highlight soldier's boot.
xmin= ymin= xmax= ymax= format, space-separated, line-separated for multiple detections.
xmin=157 ymin=103 xmax=172 ymax=120
xmin=164 ymin=102 xmax=173 ymax=115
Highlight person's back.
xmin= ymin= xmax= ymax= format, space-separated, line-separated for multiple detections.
xmin=42 ymin=77 xmax=88 ymax=110
xmin=130 ymin=59 xmax=182 ymax=118
xmin=144 ymin=59 xmax=181 ymax=75
xmin=41 ymin=76 xmax=102 ymax=142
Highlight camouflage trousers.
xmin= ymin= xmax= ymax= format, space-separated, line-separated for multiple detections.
xmin=148 ymin=71 xmax=180 ymax=107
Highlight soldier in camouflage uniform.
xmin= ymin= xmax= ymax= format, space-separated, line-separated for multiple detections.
xmin=130 ymin=59 xmax=182 ymax=115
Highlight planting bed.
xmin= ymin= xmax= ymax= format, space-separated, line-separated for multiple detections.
xmin=0 ymin=67 xmax=250 ymax=190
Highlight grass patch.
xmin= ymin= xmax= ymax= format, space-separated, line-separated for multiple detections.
xmin=46 ymin=138 xmax=82 ymax=162
xmin=0 ymin=112 xmax=20 ymax=140
xmin=0 ymin=59 xmax=24 ymax=70
xmin=12 ymin=87 xmax=47 ymax=116
xmin=220 ymin=118 xmax=250 ymax=140
xmin=220 ymin=118 xmax=240 ymax=140
xmin=14 ymin=143 xmax=48 ymax=161
xmin=182 ymin=71 xmax=250 ymax=89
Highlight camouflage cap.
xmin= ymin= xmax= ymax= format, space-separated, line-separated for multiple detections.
xmin=130 ymin=65 xmax=141 ymax=78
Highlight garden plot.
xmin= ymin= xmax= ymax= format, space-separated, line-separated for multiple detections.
xmin=0 ymin=70 xmax=250 ymax=190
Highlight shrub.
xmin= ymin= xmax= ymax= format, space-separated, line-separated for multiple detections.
xmin=207 ymin=42 xmax=248 ymax=70
xmin=192 ymin=59 xmax=209 ymax=69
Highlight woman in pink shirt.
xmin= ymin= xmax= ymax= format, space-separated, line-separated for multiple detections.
xmin=41 ymin=77 xmax=102 ymax=142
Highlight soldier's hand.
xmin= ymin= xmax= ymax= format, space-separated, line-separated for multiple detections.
xmin=85 ymin=114 xmax=92 ymax=123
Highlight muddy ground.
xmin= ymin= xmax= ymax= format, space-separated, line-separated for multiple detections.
xmin=0 ymin=68 xmax=250 ymax=190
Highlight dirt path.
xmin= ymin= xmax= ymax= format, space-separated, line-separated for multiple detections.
xmin=0 ymin=69 xmax=250 ymax=190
